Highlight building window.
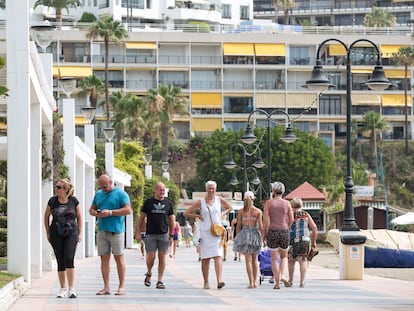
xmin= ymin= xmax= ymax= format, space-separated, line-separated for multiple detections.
xmin=319 ymin=95 xmax=341 ymax=115
xmin=240 ymin=5 xmax=249 ymax=19
xmin=172 ymin=122 xmax=190 ymax=139
xmin=289 ymin=46 xmax=310 ymax=65
xmin=121 ymin=0 xmax=144 ymax=9
xmin=223 ymin=97 xmax=253 ymax=113
xmin=222 ymin=4 xmax=231 ymax=18
xmin=224 ymin=121 xmax=246 ymax=132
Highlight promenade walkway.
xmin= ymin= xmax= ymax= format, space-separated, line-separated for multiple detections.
xmin=8 ymin=243 xmax=414 ymax=311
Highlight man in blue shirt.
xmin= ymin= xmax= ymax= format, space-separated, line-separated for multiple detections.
xmin=89 ymin=174 xmax=131 ymax=296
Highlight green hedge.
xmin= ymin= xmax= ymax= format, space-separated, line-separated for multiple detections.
xmin=0 ymin=228 xmax=6 ymax=242
xmin=0 ymin=216 xmax=6 ymax=229
xmin=0 ymin=241 xmax=6 ymax=257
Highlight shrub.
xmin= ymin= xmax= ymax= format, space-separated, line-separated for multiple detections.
xmin=0 ymin=242 xmax=6 ymax=257
xmin=0 ymin=216 xmax=6 ymax=228
xmin=0 ymin=228 xmax=6 ymax=242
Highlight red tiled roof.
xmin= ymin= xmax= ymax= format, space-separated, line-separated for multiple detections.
xmin=285 ymin=181 xmax=325 ymax=201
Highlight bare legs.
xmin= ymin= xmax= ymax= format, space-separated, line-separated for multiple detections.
xmin=100 ymin=254 xmax=111 ymax=292
xmin=146 ymin=249 xmax=168 ymax=283
xmin=288 ymin=258 xmax=307 ymax=287
xmin=244 ymin=253 xmax=259 ymax=288
xmin=201 ymin=256 xmax=224 ymax=288
xmin=270 ymin=249 xmax=288 ymax=289
xmin=99 ymin=254 xmax=126 ymax=294
xmin=113 ymin=254 xmax=126 ymax=293
xmin=170 ymin=240 xmax=178 ymax=257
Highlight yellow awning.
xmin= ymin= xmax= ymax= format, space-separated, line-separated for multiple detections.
xmin=286 ymin=94 xmax=316 ymax=108
xmin=125 ymin=42 xmax=157 ymax=49
xmin=53 ymin=66 xmax=92 ymax=78
xmin=385 ymin=69 xmax=411 ymax=78
xmin=351 ymin=94 xmax=381 ymax=105
xmin=223 ymin=43 xmax=254 ymax=56
xmin=255 ymin=93 xmax=286 ymax=108
xmin=351 ymin=69 xmax=373 ymax=74
xmin=381 ymin=45 xmax=408 ymax=57
xmin=0 ymin=121 xmax=6 ymax=130
xmin=329 ymin=44 xmax=346 ymax=56
xmin=191 ymin=93 xmax=222 ymax=108
xmin=382 ymin=94 xmax=407 ymax=106
xmin=192 ymin=118 xmax=222 ymax=131
xmin=74 ymin=117 xmax=88 ymax=126
xmin=254 ymin=44 xmax=286 ymax=56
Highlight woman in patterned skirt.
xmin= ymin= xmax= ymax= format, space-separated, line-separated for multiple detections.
xmin=233 ymin=191 xmax=264 ymax=288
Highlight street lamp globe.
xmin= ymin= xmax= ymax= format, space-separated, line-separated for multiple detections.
xmin=224 ymin=156 xmax=237 ymax=169
xmin=365 ymin=66 xmax=392 ymax=91
xmin=241 ymin=124 xmax=258 ymax=145
xmin=59 ymin=77 xmax=77 ymax=98
xmin=81 ymin=107 xmax=96 ymax=124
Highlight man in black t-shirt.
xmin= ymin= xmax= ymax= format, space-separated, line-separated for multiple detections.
xmin=135 ymin=182 xmax=175 ymax=289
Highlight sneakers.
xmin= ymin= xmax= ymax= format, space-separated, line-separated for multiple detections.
xmin=69 ymin=289 xmax=77 ymax=298
xmin=56 ymin=288 xmax=67 ymax=298
xmin=57 ymin=288 xmax=77 ymax=298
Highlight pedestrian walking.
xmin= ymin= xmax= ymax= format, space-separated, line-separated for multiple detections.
xmin=233 ymin=191 xmax=264 ymax=288
xmin=44 ymin=178 xmax=82 ymax=298
xmin=287 ymin=197 xmax=318 ymax=288
xmin=89 ymin=174 xmax=132 ymax=296
xmin=184 ymin=180 xmax=233 ymax=289
xmin=135 ymin=182 xmax=175 ymax=289
xmin=263 ymin=181 xmax=294 ymax=289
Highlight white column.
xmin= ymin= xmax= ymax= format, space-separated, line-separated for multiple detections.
xmin=63 ymin=98 xmax=76 ymax=182
xmin=84 ymin=124 xmax=96 ymax=257
xmin=105 ymin=142 xmax=114 ymax=178
xmin=75 ymin=160 xmax=86 ymax=259
xmin=30 ymin=100 xmax=42 ymax=278
xmin=42 ymin=126 xmax=54 ymax=271
xmin=6 ymin=0 xmax=31 ymax=282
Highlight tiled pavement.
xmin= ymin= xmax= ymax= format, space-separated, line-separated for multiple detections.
xmin=7 ymin=243 xmax=414 ymax=311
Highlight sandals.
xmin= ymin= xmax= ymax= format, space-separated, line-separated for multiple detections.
xmin=144 ymin=273 xmax=151 ymax=287
xmin=156 ymin=281 xmax=166 ymax=289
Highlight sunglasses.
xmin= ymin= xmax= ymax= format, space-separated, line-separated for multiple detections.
xmin=55 ymin=185 xmax=64 ymax=190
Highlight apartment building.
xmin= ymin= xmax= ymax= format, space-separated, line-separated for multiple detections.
xmin=253 ymin=0 xmax=414 ymax=26
xmin=15 ymin=1 xmax=414 ymax=142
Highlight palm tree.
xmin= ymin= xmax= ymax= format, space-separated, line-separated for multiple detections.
xmin=274 ymin=0 xmax=296 ymax=25
xmin=87 ymin=16 xmax=128 ymax=128
xmin=363 ymin=7 xmax=396 ymax=27
xmin=360 ymin=111 xmax=389 ymax=169
xmin=33 ymin=0 xmax=82 ymax=28
xmin=77 ymin=74 xmax=105 ymax=108
xmin=392 ymin=46 xmax=414 ymax=155
xmin=111 ymin=91 xmax=160 ymax=150
xmin=147 ymin=84 xmax=188 ymax=163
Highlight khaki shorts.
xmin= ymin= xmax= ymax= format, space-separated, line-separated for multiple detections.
xmin=97 ymin=231 xmax=125 ymax=256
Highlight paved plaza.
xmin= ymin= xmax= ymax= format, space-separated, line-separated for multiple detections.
xmin=7 ymin=243 xmax=414 ymax=311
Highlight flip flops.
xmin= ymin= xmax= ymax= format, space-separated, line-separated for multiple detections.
xmin=115 ymin=288 xmax=126 ymax=295
xmin=96 ymin=289 xmax=111 ymax=295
